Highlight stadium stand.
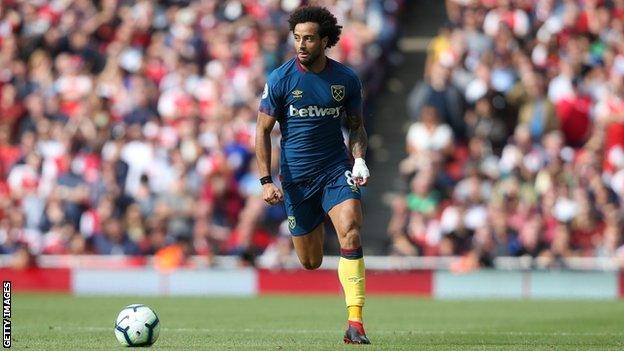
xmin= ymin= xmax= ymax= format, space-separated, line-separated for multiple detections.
xmin=390 ymin=0 xmax=624 ymax=269
xmin=0 ymin=0 xmax=403 ymax=267
xmin=3 ymin=0 xmax=623 ymax=273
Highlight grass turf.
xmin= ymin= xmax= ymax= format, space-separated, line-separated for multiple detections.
xmin=9 ymin=293 xmax=624 ymax=350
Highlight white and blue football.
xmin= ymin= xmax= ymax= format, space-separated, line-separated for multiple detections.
xmin=114 ymin=304 xmax=160 ymax=347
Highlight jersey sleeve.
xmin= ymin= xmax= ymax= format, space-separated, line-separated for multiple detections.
xmin=346 ymin=74 xmax=363 ymax=116
xmin=258 ymin=70 xmax=283 ymax=118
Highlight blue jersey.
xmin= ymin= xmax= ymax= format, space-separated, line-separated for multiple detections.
xmin=259 ymin=57 xmax=363 ymax=182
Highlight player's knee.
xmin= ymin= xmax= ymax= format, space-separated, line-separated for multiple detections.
xmin=301 ymin=257 xmax=323 ymax=270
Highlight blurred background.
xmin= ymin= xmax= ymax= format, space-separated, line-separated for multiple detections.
xmin=1 ymin=0 xmax=624 ymax=298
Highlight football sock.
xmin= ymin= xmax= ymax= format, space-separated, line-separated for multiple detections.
xmin=338 ymin=247 xmax=365 ymax=323
xmin=348 ymin=305 xmax=363 ymax=322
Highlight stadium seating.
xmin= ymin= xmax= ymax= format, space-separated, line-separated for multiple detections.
xmin=0 ymin=0 xmax=403 ymax=265
xmin=391 ymin=0 xmax=624 ymax=267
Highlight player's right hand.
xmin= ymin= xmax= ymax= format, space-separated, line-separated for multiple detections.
xmin=262 ymin=183 xmax=284 ymax=205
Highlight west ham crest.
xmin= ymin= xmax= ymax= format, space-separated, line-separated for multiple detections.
xmin=331 ymin=85 xmax=345 ymax=102
xmin=288 ymin=216 xmax=296 ymax=230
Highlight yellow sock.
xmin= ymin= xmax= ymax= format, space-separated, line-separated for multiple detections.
xmin=338 ymin=255 xmax=365 ymax=321
xmin=348 ymin=305 xmax=363 ymax=322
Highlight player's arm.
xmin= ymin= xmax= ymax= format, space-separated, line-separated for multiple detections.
xmin=257 ymin=71 xmax=284 ymax=205
xmin=256 ymin=112 xmax=276 ymax=179
xmin=346 ymin=75 xmax=370 ymax=186
xmin=255 ymin=112 xmax=283 ymax=205
xmin=347 ymin=113 xmax=367 ymax=160
xmin=347 ymin=112 xmax=370 ymax=186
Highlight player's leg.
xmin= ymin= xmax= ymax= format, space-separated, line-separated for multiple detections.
xmin=323 ymin=171 xmax=369 ymax=344
xmin=328 ymin=199 xmax=365 ymax=312
xmin=283 ymin=183 xmax=326 ymax=270
xmin=327 ymin=199 xmax=369 ymax=344
xmin=291 ymin=223 xmax=324 ymax=270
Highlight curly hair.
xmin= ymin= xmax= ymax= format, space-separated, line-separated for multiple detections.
xmin=287 ymin=6 xmax=342 ymax=49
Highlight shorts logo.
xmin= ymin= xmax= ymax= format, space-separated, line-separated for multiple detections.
xmin=292 ymin=89 xmax=303 ymax=98
xmin=344 ymin=170 xmax=359 ymax=193
xmin=331 ymin=85 xmax=345 ymax=102
xmin=288 ymin=216 xmax=297 ymax=230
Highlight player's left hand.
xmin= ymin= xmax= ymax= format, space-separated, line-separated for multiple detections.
xmin=352 ymin=158 xmax=370 ymax=186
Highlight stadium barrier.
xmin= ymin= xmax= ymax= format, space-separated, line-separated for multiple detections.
xmin=1 ymin=255 xmax=622 ymax=299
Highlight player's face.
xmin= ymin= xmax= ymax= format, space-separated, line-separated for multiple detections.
xmin=293 ymin=22 xmax=327 ymax=66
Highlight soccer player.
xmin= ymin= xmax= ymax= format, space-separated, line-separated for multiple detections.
xmin=255 ymin=6 xmax=371 ymax=345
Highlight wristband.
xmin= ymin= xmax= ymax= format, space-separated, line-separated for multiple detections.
xmin=260 ymin=176 xmax=273 ymax=185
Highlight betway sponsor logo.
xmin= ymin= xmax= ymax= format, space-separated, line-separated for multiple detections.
xmin=289 ymin=105 xmax=342 ymax=118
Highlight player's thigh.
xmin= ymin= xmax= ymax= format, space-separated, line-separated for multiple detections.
xmin=283 ymin=184 xmax=325 ymax=236
xmin=321 ymin=168 xmax=362 ymax=215
xmin=291 ymin=222 xmax=325 ymax=264
xmin=283 ymin=182 xmax=325 ymax=263
xmin=322 ymin=170 xmax=363 ymax=248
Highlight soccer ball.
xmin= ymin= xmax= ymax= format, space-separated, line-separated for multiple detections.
xmin=114 ymin=304 xmax=161 ymax=347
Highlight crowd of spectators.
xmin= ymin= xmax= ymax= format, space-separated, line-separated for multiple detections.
xmin=0 ymin=0 xmax=403 ymax=266
xmin=389 ymin=0 xmax=624 ymax=268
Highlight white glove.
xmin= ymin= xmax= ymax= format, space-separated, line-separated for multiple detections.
xmin=351 ymin=158 xmax=370 ymax=186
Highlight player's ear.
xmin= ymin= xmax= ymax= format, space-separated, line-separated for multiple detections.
xmin=322 ymin=36 xmax=328 ymax=49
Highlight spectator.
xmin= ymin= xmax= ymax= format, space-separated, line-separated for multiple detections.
xmin=407 ymin=61 xmax=466 ymax=139
xmin=517 ymin=73 xmax=559 ymax=142
xmin=406 ymin=105 xmax=454 ymax=157
xmin=0 ymin=0 xmax=404 ymax=258
xmin=389 ymin=0 xmax=624 ymax=267
xmin=554 ymin=78 xmax=592 ymax=147
xmin=464 ymin=97 xmax=508 ymax=150
xmin=92 ymin=217 xmax=140 ymax=256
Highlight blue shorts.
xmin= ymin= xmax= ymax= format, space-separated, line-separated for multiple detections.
xmin=282 ymin=166 xmax=361 ymax=236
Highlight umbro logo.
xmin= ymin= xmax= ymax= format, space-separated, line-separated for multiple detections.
xmin=292 ymin=89 xmax=303 ymax=98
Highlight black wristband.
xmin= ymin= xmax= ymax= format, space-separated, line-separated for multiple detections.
xmin=260 ymin=176 xmax=273 ymax=185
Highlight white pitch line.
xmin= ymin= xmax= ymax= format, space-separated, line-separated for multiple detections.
xmin=39 ymin=326 xmax=624 ymax=337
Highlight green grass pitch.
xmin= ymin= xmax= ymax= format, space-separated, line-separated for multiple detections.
xmin=10 ymin=293 xmax=624 ymax=350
